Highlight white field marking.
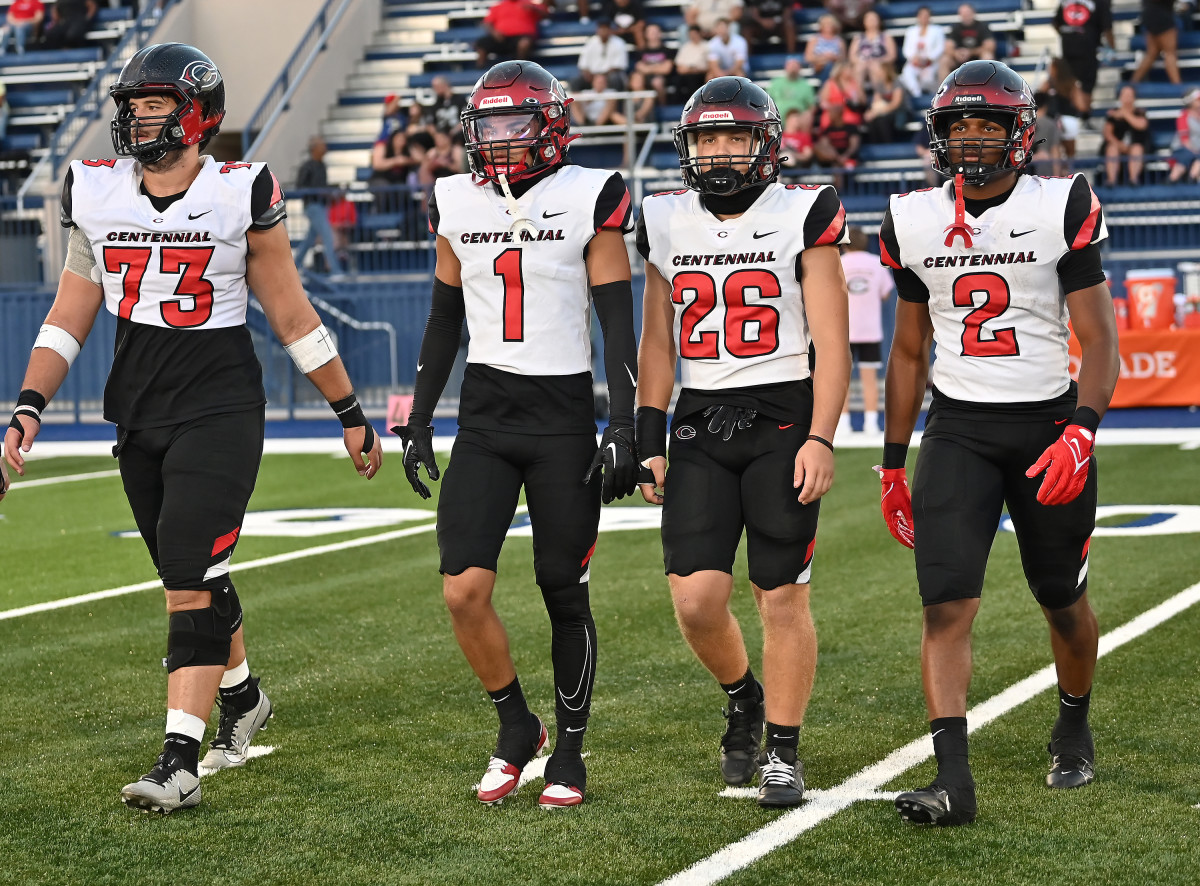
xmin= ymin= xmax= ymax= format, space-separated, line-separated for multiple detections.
xmin=471 ymin=752 xmax=591 ymax=792
xmin=198 ymin=745 xmax=276 ymax=777
xmin=719 ymin=787 xmax=900 ymax=803
xmin=659 ymin=577 xmax=1200 ymax=886
xmin=5 ymin=469 xmax=121 ymax=490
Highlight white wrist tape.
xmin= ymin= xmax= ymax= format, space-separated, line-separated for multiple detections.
xmin=33 ymin=324 xmax=81 ymax=368
xmin=284 ymin=324 xmax=338 ymax=374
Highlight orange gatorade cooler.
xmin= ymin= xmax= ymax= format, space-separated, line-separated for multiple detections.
xmin=1111 ymin=296 xmax=1129 ymax=330
xmin=1123 ymin=269 xmax=1176 ymax=330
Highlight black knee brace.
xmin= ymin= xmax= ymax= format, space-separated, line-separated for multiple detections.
xmin=164 ymin=583 xmax=240 ymax=672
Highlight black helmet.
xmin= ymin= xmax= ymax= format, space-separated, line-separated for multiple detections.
xmin=674 ymin=77 xmax=782 ymax=195
xmin=109 ymin=43 xmax=226 ymax=164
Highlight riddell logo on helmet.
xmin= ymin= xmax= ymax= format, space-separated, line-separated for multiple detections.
xmin=478 ymin=96 xmax=514 ymax=108
xmin=952 ymin=94 xmax=986 ymax=103
xmin=698 ymin=111 xmax=735 ymax=121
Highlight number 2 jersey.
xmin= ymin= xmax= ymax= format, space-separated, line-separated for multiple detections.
xmin=636 ymin=183 xmax=847 ymax=423
xmin=879 ymin=173 xmax=1107 ymax=405
xmin=62 ymin=156 xmax=286 ymax=429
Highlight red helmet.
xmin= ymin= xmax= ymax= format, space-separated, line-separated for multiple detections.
xmin=461 ymin=60 xmax=575 ymax=183
xmin=927 ymin=60 xmax=1037 ymax=185
xmin=674 ymin=76 xmax=782 ymax=195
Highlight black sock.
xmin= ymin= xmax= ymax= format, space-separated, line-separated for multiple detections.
xmin=219 ymin=674 xmax=260 ymax=714
xmin=488 ymin=676 xmax=531 ymax=728
xmin=556 ymin=721 xmax=587 ymax=754
xmin=720 ymin=668 xmax=762 ymax=702
xmin=164 ymin=733 xmax=200 ymax=775
xmin=930 ymin=717 xmax=972 ymax=784
xmin=1054 ymin=686 xmax=1091 ymax=733
xmin=764 ymin=722 xmax=799 ymax=752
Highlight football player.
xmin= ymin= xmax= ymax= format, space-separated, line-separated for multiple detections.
xmin=635 ymin=76 xmax=851 ymax=808
xmin=878 ymin=60 xmax=1119 ymax=826
xmin=393 ymin=60 xmax=638 ymax=810
xmin=3 ymin=43 xmax=383 ymax=814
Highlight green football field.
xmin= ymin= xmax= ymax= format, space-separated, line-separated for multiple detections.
xmin=1 ymin=442 xmax=1198 ymax=886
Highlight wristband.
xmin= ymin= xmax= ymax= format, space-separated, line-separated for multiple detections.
xmin=285 ymin=324 xmax=338 ymax=374
xmin=1071 ymin=406 xmax=1101 ymax=434
xmin=635 ymin=405 xmax=667 ymax=466
xmin=330 ymin=394 xmax=367 ymax=429
xmin=806 ymin=434 xmax=834 ymax=452
xmin=882 ymin=441 xmax=908 ymax=470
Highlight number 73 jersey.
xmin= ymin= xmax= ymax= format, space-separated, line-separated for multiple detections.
xmin=637 ymin=183 xmax=847 ymax=390
xmin=880 ymin=173 xmax=1107 ymax=403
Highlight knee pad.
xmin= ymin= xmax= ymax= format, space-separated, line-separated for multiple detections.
xmin=204 ymin=579 xmax=244 ymax=633
xmin=540 ymin=583 xmax=593 ymax=623
xmin=165 ymin=594 xmax=236 ymax=673
xmin=1032 ymin=578 xmax=1085 ymax=612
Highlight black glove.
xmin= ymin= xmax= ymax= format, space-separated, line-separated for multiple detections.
xmin=703 ymin=405 xmax=757 ymax=442
xmin=391 ymin=423 xmax=439 ymax=500
xmin=582 ymin=424 xmax=637 ymax=504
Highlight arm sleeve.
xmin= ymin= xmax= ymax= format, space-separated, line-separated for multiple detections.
xmin=593 ymin=171 xmax=634 ymax=232
xmin=592 ymin=280 xmax=638 ymax=427
xmin=1056 ymin=243 xmax=1107 ymax=294
xmin=892 ymin=266 xmax=931 ymax=303
xmin=250 ymin=165 xmax=287 ymax=230
xmin=409 ymin=277 xmax=466 ymax=426
xmin=1063 ymin=173 xmax=1105 ymax=250
xmin=60 ymin=166 xmax=75 ymax=228
xmin=65 ymin=224 xmax=100 ymax=285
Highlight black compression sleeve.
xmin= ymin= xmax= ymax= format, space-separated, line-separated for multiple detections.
xmin=410 ymin=278 xmax=466 ymax=426
xmin=592 ymin=280 xmax=638 ymax=427
xmin=1056 ymin=244 xmax=1107 ymax=294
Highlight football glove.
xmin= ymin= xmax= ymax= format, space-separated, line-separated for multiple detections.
xmin=1026 ymin=424 xmax=1094 ymax=506
xmin=392 ymin=422 xmax=439 ymax=500
xmin=582 ymin=424 xmax=637 ymax=503
xmin=876 ymin=466 xmax=915 ymax=549
xmin=703 ymin=405 xmax=756 ymax=442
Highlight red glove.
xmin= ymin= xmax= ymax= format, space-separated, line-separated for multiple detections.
xmin=876 ymin=466 xmax=915 ymax=549
xmin=1026 ymin=424 xmax=1095 ymax=506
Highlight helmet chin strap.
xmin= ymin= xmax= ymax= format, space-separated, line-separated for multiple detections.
xmin=497 ymin=172 xmax=539 ymax=236
xmin=943 ymin=173 xmax=974 ymax=248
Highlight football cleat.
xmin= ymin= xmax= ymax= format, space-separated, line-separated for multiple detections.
xmin=895 ymin=779 xmax=977 ymax=826
xmin=756 ymin=746 xmax=805 ymax=808
xmin=121 ymin=750 xmax=201 ymax=815
xmin=540 ymin=748 xmax=587 ymax=810
xmin=720 ymin=690 xmax=764 ymax=786
xmin=1046 ymin=728 xmax=1095 ymax=789
xmin=539 ymin=783 xmax=584 ymax=810
xmin=477 ymin=716 xmax=548 ymax=806
xmin=200 ymin=682 xmax=273 ymax=772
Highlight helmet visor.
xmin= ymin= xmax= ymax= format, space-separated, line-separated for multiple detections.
xmin=468 ymin=111 xmax=541 ymax=144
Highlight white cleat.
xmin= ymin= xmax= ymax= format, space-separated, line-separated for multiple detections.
xmin=200 ymin=686 xmax=273 ymax=772
xmin=121 ymin=751 xmax=201 ymax=815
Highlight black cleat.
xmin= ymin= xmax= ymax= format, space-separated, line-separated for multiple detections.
xmin=756 ymin=746 xmax=805 ymax=808
xmin=719 ymin=689 xmax=764 ymax=786
xmin=1046 ymin=727 xmax=1095 ymax=789
xmin=895 ymin=780 xmax=977 ymax=826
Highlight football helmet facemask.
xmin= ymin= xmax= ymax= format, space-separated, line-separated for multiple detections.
xmin=462 ymin=60 xmax=575 ymax=183
xmin=927 ymin=60 xmax=1037 ymax=186
xmin=110 ymin=43 xmax=226 ymax=164
xmin=675 ymin=77 xmax=782 ymax=195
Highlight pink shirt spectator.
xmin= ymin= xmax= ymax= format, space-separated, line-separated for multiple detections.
xmin=841 ymin=250 xmax=893 ymax=342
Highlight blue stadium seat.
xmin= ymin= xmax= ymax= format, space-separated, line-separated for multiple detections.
xmin=858 ymin=142 xmax=919 ymax=161
xmin=0 ymin=133 xmax=41 ymax=152
xmin=1135 ymin=82 xmax=1192 ymax=100
xmin=875 ymin=0 xmax=1021 ymax=19
xmin=1131 ymin=32 xmax=1200 ymax=50
xmin=5 ymin=89 xmax=74 ymax=109
xmin=0 ymin=47 xmax=102 ymax=68
xmin=95 ymin=6 xmax=134 ymax=23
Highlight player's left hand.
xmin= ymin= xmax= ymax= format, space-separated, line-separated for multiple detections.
xmin=343 ymin=422 xmax=382 ymax=478
xmin=393 ymin=423 xmax=439 ymax=499
xmin=876 ymin=466 xmax=914 ymax=548
xmin=703 ymin=405 xmax=756 ymax=442
xmin=794 ymin=438 xmax=834 ymax=504
xmin=583 ymin=424 xmax=637 ymax=503
xmin=1026 ymin=423 xmax=1094 ymax=506
xmin=0 ymin=450 xmax=9 ymax=502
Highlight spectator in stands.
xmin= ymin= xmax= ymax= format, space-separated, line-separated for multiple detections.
xmin=673 ymin=24 xmax=711 ymax=98
xmin=39 ymin=0 xmax=94 ymax=50
xmin=0 ymin=79 xmax=8 ymax=143
xmin=780 ymin=107 xmax=815 ymax=169
xmin=1053 ymin=0 xmax=1113 ymax=128
xmin=742 ymin=0 xmax=797 ymax=55
xmin=370 ymin=127 xmax=418 ymax=186
xmin=863 ymin=61 xmax=906 ymax=143
xmin=293 ymin=136 xmax=345 ymax=276
xmin=940 ymin=4 xmax=996 ymax=80
xmin=629 ymin=22 xmax=673 ymax=121
xmin=1169 ymin=88 xmax=1200 ymax=182
xmin=1131 ymin=0 xmax=1182 ymax=85
xmin=426 ymin=76 xmax=466 ymax=136
xmin=805 ymin=14 xmax=846 ymax=82
xmin=823 ymin=0 xmax=872 ymax=34
xmin=406 ymin=129 xmax=456 ymax=191
xmin=0 ymin=0 xmax=45 ymax=56
xmin=572 ymin=72 xmax=629 ymax=125
xmin=379 ymin=94 xmax=408 ymax=142
xmin=849 ymin=10 xmax=897 ymax=83
xmin=819 ymin=61 xmax=867 ymax=129
xmin=431 ymin=127 xmax=467 ymax=173
xmin=475 ymin=0 xmax=549 ymax=68
xmin=899 ymin=6 xmax=946 ymax=98
xmin=1032 ymin=91 xmax=1069 ymax=176
xmin=577 ymin=18 xmax=630 ymax=90
xmin=1103 ymin=84 xmax=1153 ymax=185
xmin=1038 ymin=57 xmax=1081 ymax=169
xmin=813 ymin=101 xmax=860 ymax=188
xmin=912 ymin=124 xmax=939 ymax=185
xmin=602 ymin=0 xmax=647 ymax=48
xmin=685 ymin=0 xmax=744 ymax=38
xmin=707 ymin=18 xmax=750 ymax=78
xmin=769 ymin=56 xmax=817 ymax=120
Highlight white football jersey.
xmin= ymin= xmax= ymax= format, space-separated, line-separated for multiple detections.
xmin=66 ymin=156 xmax=279 ymax=330
xmin=431 ymin=166 xmax=633 ymax=376
xmin=882 ymin=174 xmax=1107 ymax=402
xmin=638 ymin=183 xmax=847 ymax=390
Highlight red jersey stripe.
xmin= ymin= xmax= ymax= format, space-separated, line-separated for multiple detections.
xmin=1071 ymin=188 xmax=1101 ymax=251
xmin=813 ymin=204 xmax=846 ymax=247
xmin=600 ymin=189 xmax=631 ymax=230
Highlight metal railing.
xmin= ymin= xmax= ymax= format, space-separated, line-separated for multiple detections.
xmin=571 ymin=89 xmax=660 ymax=183
xmin=241 ymin=0 xmax=354 ymax=160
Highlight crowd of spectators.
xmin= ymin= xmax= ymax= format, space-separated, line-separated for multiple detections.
xmin=0 ymin=0 xmax=97 ymax=54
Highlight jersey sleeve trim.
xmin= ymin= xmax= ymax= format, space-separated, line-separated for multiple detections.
xmin=634 ymin=207 xmax=650 ymax=261
xmin=428 ymin=181 xmax=441 ymax=235
xmin=250 ymin=166 xmax=287 ymax=230
xmin=1065 ymin=174 xmax=1103 ymax=251
xmin=594 ymin=172 xmax=634 ymax=232
xmin=60 ymin=165 xmax=76 ymax=229
xmin=803 ymin=186 xmax=846 ymax=248
xmin=878 ymin=204 xmax=903 ymax=269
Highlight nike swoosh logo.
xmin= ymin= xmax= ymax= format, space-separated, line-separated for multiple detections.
xmin=752 ymin=231 xmax=777 ymax=239
xmin=1010 ymin=229 xmax=1035 ymax=238
xmin=178 ymin=784 xmax=199 ymax=803
xmin=625 ymin=364 xmax=636 ymax=387
xmin=565 ymin=726 xmax=586 ymax=733
xmin=606 ymin=442 xmax=617 ymax=463
xmin=931 ymin=729 xmax=945 ymax=739
xmin=188 ymin=210 xmax=212 ymax=220
xmin=492 ymin=693 xmax=510 ymax=703
xmin=778 ymin=423 xmax=794 ymax=430
xmin=1066 ymin=438 xmax=1090 ymax=475
xmin=542 ymin=210 xmax=567 ymax=218
xmin=403 ymin=440 xmax=414 ymax=459
xmin=1055 ymin=418 xmax=1069 ymax=425
xmin=417 ymin=363 xmax=425 ymax=372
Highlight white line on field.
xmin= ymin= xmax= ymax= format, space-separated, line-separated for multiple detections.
xmin=6 ymin=469 xmax=121 ymax=489
xmin=199 ymin=745 xmax=276 ymax=777
xmin=659 ymin=578 xmax=1200 ymax=886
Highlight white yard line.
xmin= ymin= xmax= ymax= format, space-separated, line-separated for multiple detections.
xmin=660 ymin=578 xmax=1200 ymax=886
xmin=6 ymin=469 xmax=122 ymax=490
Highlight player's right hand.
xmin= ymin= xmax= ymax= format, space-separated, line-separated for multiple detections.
xmin=876 ymin=466 xmax=915 ymax=549
xmin=392 ymin=422 xmax=439 ymax=500
xmin=703 ymin=405 xmax=756 ymax=442
xmin=0 ymin=451 xmax=9 ymax=501
xmin=638 ymin=456 xmax=666 ymax=505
